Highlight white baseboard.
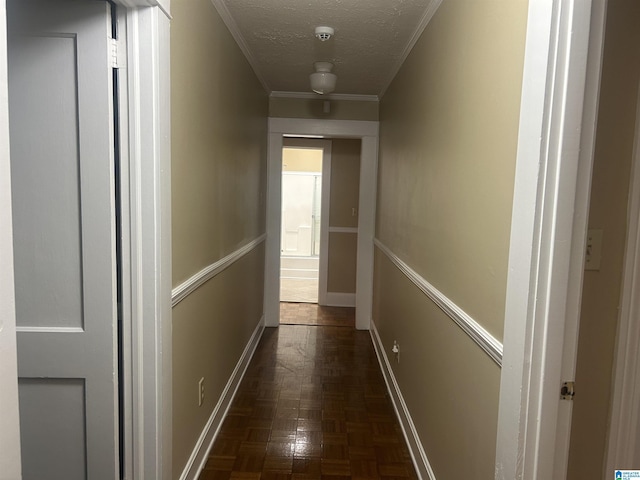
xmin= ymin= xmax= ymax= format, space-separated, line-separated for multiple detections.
xmin=323 ymin=292 xmax=356 ymax=307
xmin=370 ymin=320 xmax=437 ymax=480
xmin=179 ymin=316 xmax=265 ymax=480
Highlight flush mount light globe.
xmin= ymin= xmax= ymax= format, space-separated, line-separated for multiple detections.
xmin=310 ymin=62 xmax=337 ymax=95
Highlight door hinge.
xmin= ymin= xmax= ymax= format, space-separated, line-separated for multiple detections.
xmin=560 ymin=381 xmax=575 ymax=400
xmin=110 ymin=38 xmax=125 ymax=69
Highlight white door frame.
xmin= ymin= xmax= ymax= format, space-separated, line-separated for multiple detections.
xmin=0 ymin=1 xmax=172 ymax=479
xmin=605 ymin=68 xmax=640 ymax=474
xmin=552 ymin=1 xmax=607 ymax=477
xmin=496 ymin=1 xmax=606 ymax=479
xmin=0 ymin=0 xmax=22 ymax=477
xmin=117 ymin=3 xmax=172 ymax=479
xmin=265 ymin=118 xmax=379 ymax=330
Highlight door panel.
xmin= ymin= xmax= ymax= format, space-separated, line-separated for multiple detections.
xmin=18 ymin=379 xmax=87 ymax=480
xmin=8 ymin=0 xmax=119 ymax=478
xmin=11 ymin=34 xmax=84 ymax=330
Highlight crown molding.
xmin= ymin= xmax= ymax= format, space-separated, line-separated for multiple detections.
xmin=270 ymin=91 xmax=379 ymax=102
xmin=209 ymin=0 xmax=271 ymax=93
xmin=378 ymin=0 xmax=443 ymax=99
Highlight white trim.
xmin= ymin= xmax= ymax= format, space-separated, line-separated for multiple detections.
xmin=172 ymin=234 xmax=266 ymax=307
xmin=265 ymin=132 xmax=284 ymax=326
xmin=605 ymin=61 xmax=640 ymax=474
xmin=282 ymin=137 xmax=329 ymax=149
xmin=329 ymin=226 xmax=358 ymax=234
xmin=179 ymin=318 xmax=265 ymax=480
xmin=378 ymin=0 xmax=443 ymax=99
xmin=0 ymin=0 xmax=22 ymax=474
xmin=496 ymin=1 xmax=598 ymax=479
xmin=124 ymin=6 xmax=173 ymax=480
xmin=318 ymin=141 xmax=332 ymax=306
xmin=324 ymin=292 xmax=356 ymax=308
xmin=15 ymin=326 xmax=85 ymax=334
xmin=269 ymin=117 xmax=379 ymax=138
xmin=354 ymin=135 xmax=378 ymax=330
xmin=265 ymin=118 xmax=379 ymax=329
xmin=282 ymin=171 xmax=321 ymax=176
xmin=374 ymin=239 xmax=502 ymax=366
xmin=270 ymin=91 xmax=379 ymax=103
xmin=117 ymin=0 xmax=171 ymax=18
xmin=370 ymin=320 xmax=436 ymax=480
xmin=553 ymin=1 xmax=607 ymax=477
xmin=208 ymin=0 xmax=270 ymax=93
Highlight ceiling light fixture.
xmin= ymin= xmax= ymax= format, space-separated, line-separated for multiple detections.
xmin=310 ymin=62 xmax=337 ymax=95
xmin=315 ymin=26 xmax=334 ymax=41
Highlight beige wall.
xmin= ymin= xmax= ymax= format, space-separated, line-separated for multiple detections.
xmin=282 ymin=147 xmax=322 ymax=173
xmin=374 ymin=0 xmax=528 ymax=477
xmin=172 ymin=0 xmax=267 ymax=286
xmin=327 ymin=233 xmax=357 ymax=293
xmin=172 ymin=246 xmax=265 ymax=475
xmin=269 ymin=96 xmax=379 ymax=121
xmin=327 ymin=139 xmax=360 ymax=294
xmin=171 ymin=0 xmax=268 ymax=476
xmin=373 ymin=251 xmax=501 ymax=479
xmin=567 ymin=2 xmax=640 ymax=477
xmin=377 ymin=0 xmax=527 ymax=340
xmin=329 ymin=140 xmax=361 ymax=229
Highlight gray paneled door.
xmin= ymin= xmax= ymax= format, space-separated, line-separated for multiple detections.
xmin=8 ymin=0 xmax=119 ymax=479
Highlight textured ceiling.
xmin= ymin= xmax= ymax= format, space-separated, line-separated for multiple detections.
xmin=213 ymin=0 xmax=437 ymax=98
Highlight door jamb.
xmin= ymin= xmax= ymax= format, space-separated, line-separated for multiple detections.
xmin=0 ymin=0 xmax=22 ymax=477
xmin=117 ymin=4 xmax=172 ymax=479
xmin=265 ymin=118 xmax=379 ymax=330
xmin=552 ymin=1 xmax=607 ymax=477
xmin=605 ymin=69 xmax=640 ymax=474
xmin=496 ymin=1 xmax=603 ymax=478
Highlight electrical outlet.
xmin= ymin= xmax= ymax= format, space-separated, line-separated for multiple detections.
xmin=198 ymin=377 xmax=205 ymax=406
xmin=392 ymin=341 xmax=400 ymax=363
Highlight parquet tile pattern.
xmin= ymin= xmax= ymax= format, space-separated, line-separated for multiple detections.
xmin=198 ymin=321 xmax=418 ymax=480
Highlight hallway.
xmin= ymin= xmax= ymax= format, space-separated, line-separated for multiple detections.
xmin=197 ymin=311 xmax=417 ymax=479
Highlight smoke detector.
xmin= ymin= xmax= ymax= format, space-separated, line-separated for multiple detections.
xmin=315 ymin=26 xmax=334 ymax=41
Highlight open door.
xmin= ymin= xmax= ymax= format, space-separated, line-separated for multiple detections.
xmin=8 ymin=0 xmax=120 ymax=477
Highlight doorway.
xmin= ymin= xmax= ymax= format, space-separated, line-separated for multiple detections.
xmin=265 ymin=119 xmax=379 ymax=329
xmin=280 ymin=144 xmax=324 ymax=304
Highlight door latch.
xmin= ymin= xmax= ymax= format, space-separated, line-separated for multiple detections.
xmin=560 ymin=381 xmax=575 ymax=400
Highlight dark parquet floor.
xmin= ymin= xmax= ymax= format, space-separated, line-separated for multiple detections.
xmin=198 ymin=305 xmax=418 ymax=480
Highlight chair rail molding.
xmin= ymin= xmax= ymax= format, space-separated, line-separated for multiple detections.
xmin=374 ymin=238 xmax=503 ymax=366
xmin=172 ymin=234 xmax=267 ymax=307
